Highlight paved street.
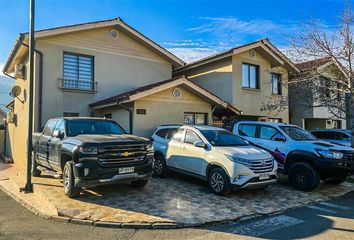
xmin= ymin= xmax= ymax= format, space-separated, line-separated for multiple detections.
xmin=1 ymin=189 xmax=354 ymax=240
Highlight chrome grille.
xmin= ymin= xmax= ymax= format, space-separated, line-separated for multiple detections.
xmin=246 ymin=158 xmax=274 ymax=173
xmin=342 ymin=152 xmax=354 ymax=161
xmin=98 ymin=144 xmax=147 ymax=166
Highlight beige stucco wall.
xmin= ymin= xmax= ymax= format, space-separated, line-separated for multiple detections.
xmin=36 ymin=27 xmax=172 ymax=128
xmin=133 ymin=86 xmax=212 ymax=137
xmin=7 ymin=26 xmax=173 ymax=167
xmin=183 ymin=49 xmax=290 ymax=122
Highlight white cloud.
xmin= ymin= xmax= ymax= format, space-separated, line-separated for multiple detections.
xmin=168 ymin=47 xmax=219 ymax=63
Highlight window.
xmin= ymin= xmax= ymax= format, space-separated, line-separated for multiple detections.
xmin=103 ymin=113 xmax=112 ymax=119
xmin=242 ymin=63 xmax=259 ymax=89
xmin=184 ymin=130 xmax=202 ymax=144
xmin=63 ymin=112 xmax=79 ymax=117
xmin=271 ymin=73 xmax=282 ymax=95
xmin=155 ymin=128 xmax=169 ymax=138
xmin=184 ymin=113 xmax=207 ymax=125
xmin=279 ymin=126 xmax=316 ymax=141
xmin=260 ymin=126 xmax=282 ymax=140
xmin=67 ymin=119 xmax=125 ymax=136
xmin=166 ymin=128 xmax=179 ymax=139
xmin=238 ymin=124 xmax=257 ymax=137
xmin=172 ymin=129 xmax=185 ymax=142
xmin=43 ymin=119 xmax=58 ymax=136
xmin=201 ymin=130 xmax=247 ymax=146
xmin=63 ymin=52 xmax=94 ymax=91
xmin=320 ymin=76 xmax=331 ymax=98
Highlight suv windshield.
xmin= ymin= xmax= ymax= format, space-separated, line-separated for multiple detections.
xmin=201 ymin=130 xmax=248 ymax=147
xmin=67 ymin=119 xmax=125 ymax=136
xmin=280 ymin=126 xmax=317 ymax=141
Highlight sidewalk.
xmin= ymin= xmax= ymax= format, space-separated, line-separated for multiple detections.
xmin=1 ymin=161 xmax=353 ymax=229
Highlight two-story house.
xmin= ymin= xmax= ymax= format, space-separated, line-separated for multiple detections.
xmin=174 ymin=39 xmax=300 ymax=124
xmin=289 ymin=57 xmax=347 ymax=130
xmin=2 ymin=18 xmax=237 ymax=166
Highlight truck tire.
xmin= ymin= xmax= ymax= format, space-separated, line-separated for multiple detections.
xmin=63 ymin=161 xmax=80 ymax=198
xmin=130 ymin=179 xmax=148 ymax=188
xmin=289 ymin=162 xmax=320 ymax=191
xmin=153 ymin=154 xmax=168 ymax=177
xmin=31 ymin=152 xmax=41 ymax=177
xmin=323 ymin=175 xmax=347 ymax=185
xmin=208 ymin=167 xmax=231 ymax=196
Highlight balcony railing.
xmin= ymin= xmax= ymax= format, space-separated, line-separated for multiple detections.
xmin=59 ymin=78 xmax=97 ymax=93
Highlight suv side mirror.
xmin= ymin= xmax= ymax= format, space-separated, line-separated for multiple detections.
xmin=53 ymin=130 xmax=64 ymax=140
xmin=194 ymin=141 xmax=206 ymax=148
xmin=274 ymin=135 xmax=286 ymax=142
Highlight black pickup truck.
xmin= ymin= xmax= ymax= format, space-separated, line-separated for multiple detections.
xmin=32 ymin=117 xmax=153 ymax=197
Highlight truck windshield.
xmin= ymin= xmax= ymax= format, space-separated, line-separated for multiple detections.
xmin=279 ymin=126 xmax=317 ymax=141
xmin=201 ymin=130 xmax=248 ymax=147
xmin=67 ymin=120 xmax=125 ymax=136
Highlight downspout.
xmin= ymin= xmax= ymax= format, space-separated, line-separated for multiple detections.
xmin=118 ymin=103 xmax=133 ymax=134
xmin=20 ymin=43 xmax=43 ymax=131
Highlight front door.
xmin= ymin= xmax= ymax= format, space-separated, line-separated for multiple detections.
xmin=179 ymin=130 xmax=206 ymax=176
xmin=48 ymin=119 xmax=65 ymax=171
xmin=37 ymin=119 xmax=57 ymax=167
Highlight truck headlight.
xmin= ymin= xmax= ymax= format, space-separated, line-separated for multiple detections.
xmin=79 ymin=146 xmax=98 ymax=154
xmin=317 ymin=150 xmax=343 ymax=159
xmin=146 ymin=144 xmax=154 ymax=152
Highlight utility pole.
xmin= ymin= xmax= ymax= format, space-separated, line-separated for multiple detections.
xmin=23 ymin=0 xmax=35 ymax=193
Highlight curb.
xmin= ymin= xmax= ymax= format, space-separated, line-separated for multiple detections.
xmin=1 ymin=182 xmax=353 ymax=230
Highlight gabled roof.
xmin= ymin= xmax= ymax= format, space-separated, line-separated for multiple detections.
xmin=174 ymin=38 xmax=299 ymax=74
xmin=89 ymin=76 xmax=241 ymax=114
xmin=3 ymin=18 xmax=185 ymax=74
xmin=296 ymin=57 xmax=332 ymax=71
xmin=0 ymin=108 xmax=7 ymax=117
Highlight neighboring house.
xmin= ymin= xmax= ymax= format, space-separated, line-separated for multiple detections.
xmin=174 ymin=39 xmax=299 ymax=124
xmin=2 ymin=18 xmax=236 ymax=167
xmin=0 ymin=108 xmax=6 ymax=125
xmin=289 ymin=57 xmax=347 ymax=130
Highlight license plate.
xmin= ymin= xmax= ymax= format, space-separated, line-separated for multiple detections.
xmin=119 ymin=167 xmax=135 ymax=174
xmin=259 ymin=173 xmax=270 ymax=180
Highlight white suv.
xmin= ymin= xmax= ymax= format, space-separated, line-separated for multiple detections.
xmin=152 ymin=125 xmax=278 ymax=195
xmin=233 ymin=121 xmax=354 ymax=191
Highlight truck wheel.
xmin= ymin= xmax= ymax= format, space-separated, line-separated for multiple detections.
xmin=31 ymin=152 xmax=41 ymax=177
xmin=323 ymin=175 xmax=346 ymax=185
xmin=289 ymin=162 xmax=320 ymax=191
xmin=153 ymin=154 xmax=168 ymax=177
xmin=130 ymin=179 xmax=148 ymax=188
xmin=63 ymin=161 xmax=80 ymax=198
xmin=208 ymin=167 xmax=231 ymax=196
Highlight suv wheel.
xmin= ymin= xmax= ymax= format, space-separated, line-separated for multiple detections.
xmin=289 ymin=162 xmax=320 ymax=191
xmin=63 ymin=161 xmax=80 ymax=198
xmin=31 ymin=152 xmax=41 ymax=177
xmin=323 ymin=175 xmax=346 ymax=185
xmin=208 ymin=167 xmax=231 ymax=195
xmin=130 ymin=179 xmax=148 ymax=188
xmin=153 ymin=154 xmax=167 ymax=177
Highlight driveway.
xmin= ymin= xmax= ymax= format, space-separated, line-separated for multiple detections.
xmin=0 ymin=162 xmax=353 ymax=227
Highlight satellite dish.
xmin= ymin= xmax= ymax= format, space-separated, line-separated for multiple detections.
xmin=11 ymin=85 xmax=22 ymax=98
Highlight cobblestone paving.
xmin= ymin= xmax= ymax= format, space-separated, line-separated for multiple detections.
xmin=27 ymin=173 xmax=354 ymax=226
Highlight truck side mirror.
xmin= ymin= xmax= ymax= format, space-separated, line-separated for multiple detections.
xmin=53 ymin=130 xmax=64 ymax=140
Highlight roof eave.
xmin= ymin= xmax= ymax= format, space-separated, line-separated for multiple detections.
xmin=3 ymin=34 xmax=26 ymax=75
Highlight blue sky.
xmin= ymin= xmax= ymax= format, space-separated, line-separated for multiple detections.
xmin=0 ymin=0 xmax=349 ymax=109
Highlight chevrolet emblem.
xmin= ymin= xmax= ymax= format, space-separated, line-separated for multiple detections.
xmin=122 ymin=152 xmax=131 ymax=157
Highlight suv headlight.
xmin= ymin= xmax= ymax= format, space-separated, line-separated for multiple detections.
xmin=316 ymin=149 xmax=343 ymax=159
xmin=79 ymin=146 xmax=98 ymax=154
xmin=225 ymin=155 xmax=251 ymax=166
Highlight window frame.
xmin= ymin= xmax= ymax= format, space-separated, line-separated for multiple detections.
xmin=62 ymin=51 xmax=95 ymax=91
xmin=242 ymin=62 xmax=260 ymax=89
xmin=184 ymin=112 xmax=208 ymax=125
xmin=271 ymin=72 xmax=282 ymax=95
xmin=183 ymin=130 xmax=203 ymax=145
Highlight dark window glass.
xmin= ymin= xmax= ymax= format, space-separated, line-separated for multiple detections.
xmin=184 ymin=130 xmax=202 ymax=144
xmin=280 ymin=126 xmax=316 ymax=141
xmin=184 ymin=113 xmax=207 ymax=125
xmin=53 ymin=120 xmax=65 ymax=136
xmin=43 ymin=119 xmax=58 ymax=136
xmin=63 ymin=52 xmax=94 ymax=91
xmin=242 ymin=63 xmax=259 ymax=89
xmin=238 ymin=124 xmax=257 ymax=137
xmin=67 ymin=120 xmax=125 ymax=136
xmin=155 ymin=128 xmax=169 ymax=138
xmin=271 ymin=73 xmax=282 ymax=95
xmin=172 ymin=129 xmax=185 ymax=142
xmin=201 ymin=130 xmax=247 ymax=146
xmin=166 ymin=128 xmax=178 ymax=139
xmin=260 ymin=126 xmax=282 ymax=140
